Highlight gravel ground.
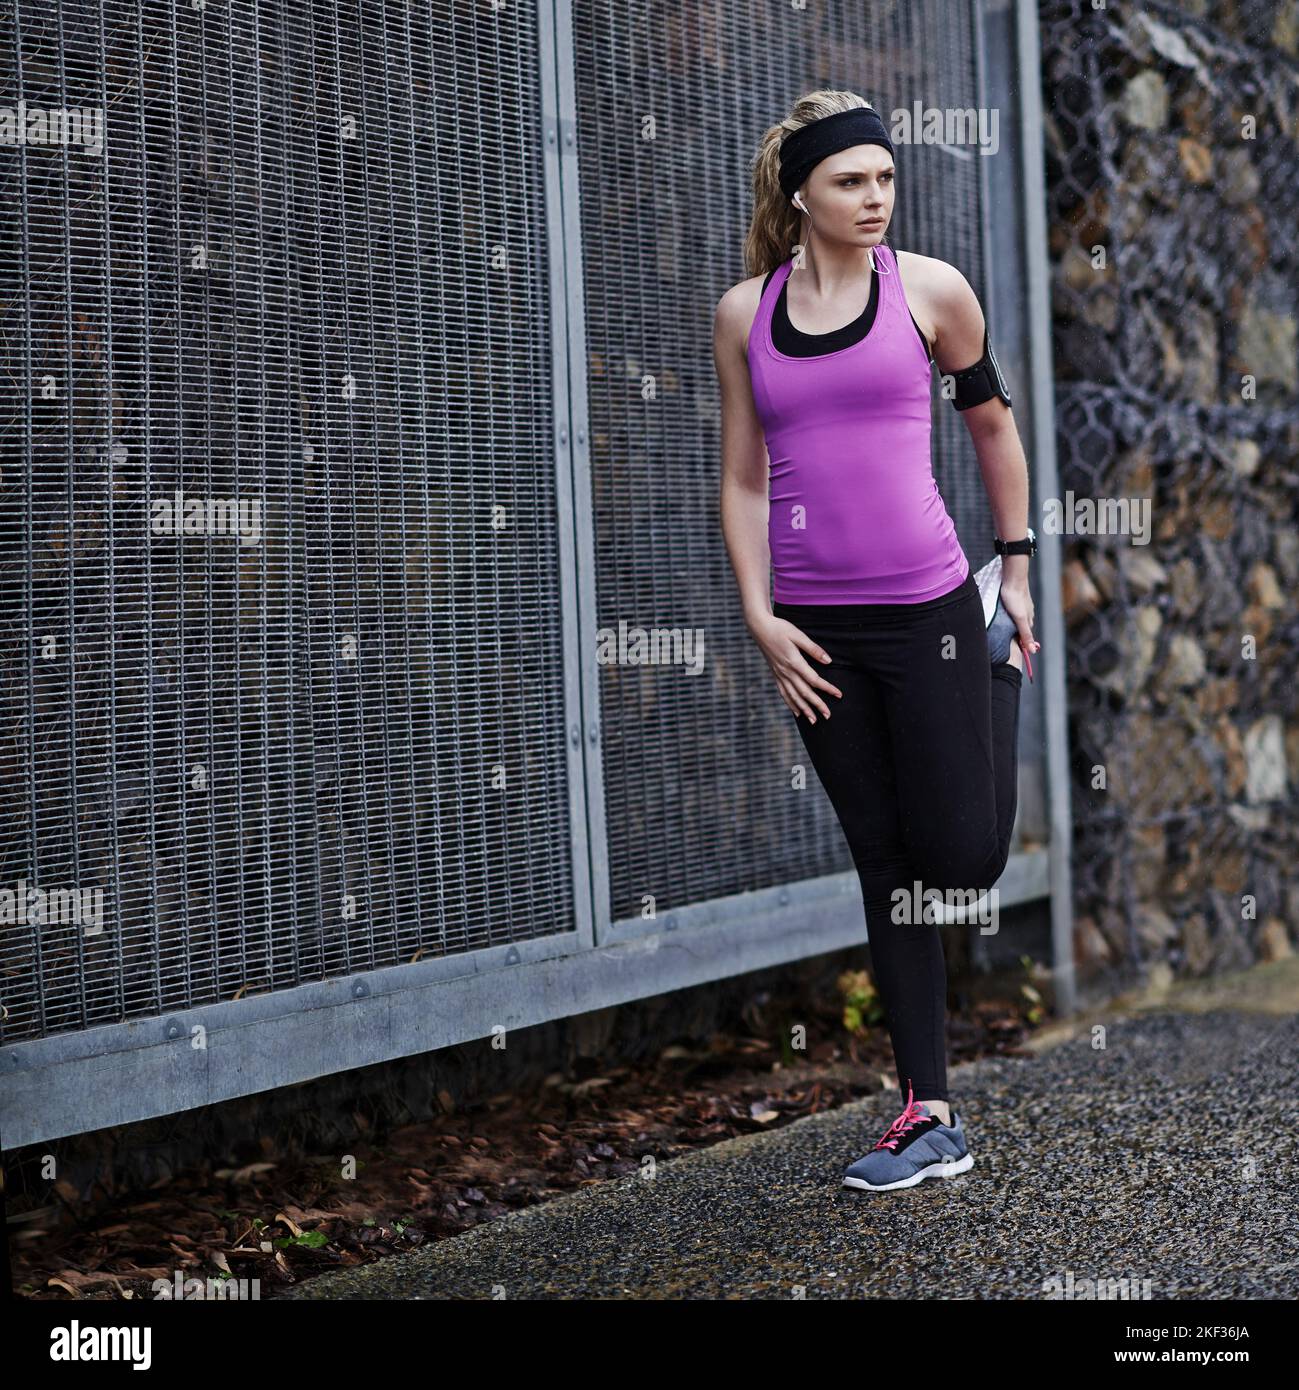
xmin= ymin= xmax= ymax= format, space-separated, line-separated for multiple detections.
xmin=277 ymin=1000 xmax=1299 ymax=1300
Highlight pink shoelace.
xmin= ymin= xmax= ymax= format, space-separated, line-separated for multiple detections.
xmin=872 ymin=1080 xmax=932 ymax=1152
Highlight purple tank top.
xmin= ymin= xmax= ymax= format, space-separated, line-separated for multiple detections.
xmin=746 ymin=243 xmax=970 ymax=604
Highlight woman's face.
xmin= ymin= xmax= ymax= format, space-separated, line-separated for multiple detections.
xmin=799 ymin=145 xmax=895 ymax=243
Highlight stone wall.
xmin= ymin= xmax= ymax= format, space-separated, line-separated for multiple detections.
xmin=1040 ymin=0 xmax=1298 ymax=985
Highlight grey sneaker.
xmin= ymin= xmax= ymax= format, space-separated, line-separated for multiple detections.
xmin=973 ymin=553 xmax=1017 ymax=665
xmin=843 ymin=1084 xmax=974 ymax=1192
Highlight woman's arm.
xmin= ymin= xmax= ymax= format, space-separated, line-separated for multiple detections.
xmin=713 ymin=285 xmax=774 ymax=630
xmin=713 ymin=284 xmax=842 ymax=722
xmin=928 ymin=264 xmax=1040 ymax=660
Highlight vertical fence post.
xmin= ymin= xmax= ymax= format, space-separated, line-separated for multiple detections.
xmin=536 ymin=0 xmax=600 ymax=952
xmin=545 ymin=0 xmax=610 ymax=944
xmin=1016 ymin=0 xmax=1076 ymax=1015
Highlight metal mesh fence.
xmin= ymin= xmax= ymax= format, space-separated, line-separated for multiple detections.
xmin=0 ymin=0 xmax=1044 ymax=1063
xmin=0 ymin=1 xmax=575 ymax=1043
xmin=570 ymin=0 xmax=1001 ymax=922
xmin=1041 ymin=0 xmax=1299 ymax=977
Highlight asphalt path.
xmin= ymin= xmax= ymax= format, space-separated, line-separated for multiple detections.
xmin=278 ymin=975 xmax=1299 ymax=1300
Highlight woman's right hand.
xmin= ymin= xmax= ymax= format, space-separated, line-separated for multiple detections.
xmin=747 ymin=612 xmax=843 ymax=723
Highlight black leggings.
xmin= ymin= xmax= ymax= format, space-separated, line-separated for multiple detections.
xmin=773 ymin=568 xmax=1024 ymax=1104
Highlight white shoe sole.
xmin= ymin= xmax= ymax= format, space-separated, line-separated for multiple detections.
xmin=972 ymin=554 xmax=1003 ymax=628
xmin=842 ymin=1151 xmax=974 ymax=1192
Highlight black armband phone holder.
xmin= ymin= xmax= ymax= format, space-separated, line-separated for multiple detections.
xmin=949 ymin=329 xmax=1012 ymax=411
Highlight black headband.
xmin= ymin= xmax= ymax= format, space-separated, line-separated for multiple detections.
xmin=778 ymin=106 xmax=895 ymax=200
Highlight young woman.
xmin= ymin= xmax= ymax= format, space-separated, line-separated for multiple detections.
xmin=714 ymin=91 xmax=1041 ymax=1193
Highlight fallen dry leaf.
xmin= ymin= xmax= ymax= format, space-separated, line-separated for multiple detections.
xmin=213 ymin=1163 xmax=277 ymax=1182
xmin=275 ymin=1211 xmax=304 ymax=1238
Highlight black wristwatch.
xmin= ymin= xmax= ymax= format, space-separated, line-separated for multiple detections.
xmin=994 ymin=526 xmax=1037 ymax=558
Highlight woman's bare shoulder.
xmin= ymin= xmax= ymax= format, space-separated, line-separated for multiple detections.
xmin=894 ymin=249 xmax=979 ymax=346
xmin=894 ymin=249 xmax=973 ymax=303
xmin=714 ymin=269 xmax=773 ymax=355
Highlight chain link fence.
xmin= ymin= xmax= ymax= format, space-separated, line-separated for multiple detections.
xmin=0 ymin=1 xmax=577 ymax=1045
xmin=1041 ymin=0 xmax=1299 ymax=983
